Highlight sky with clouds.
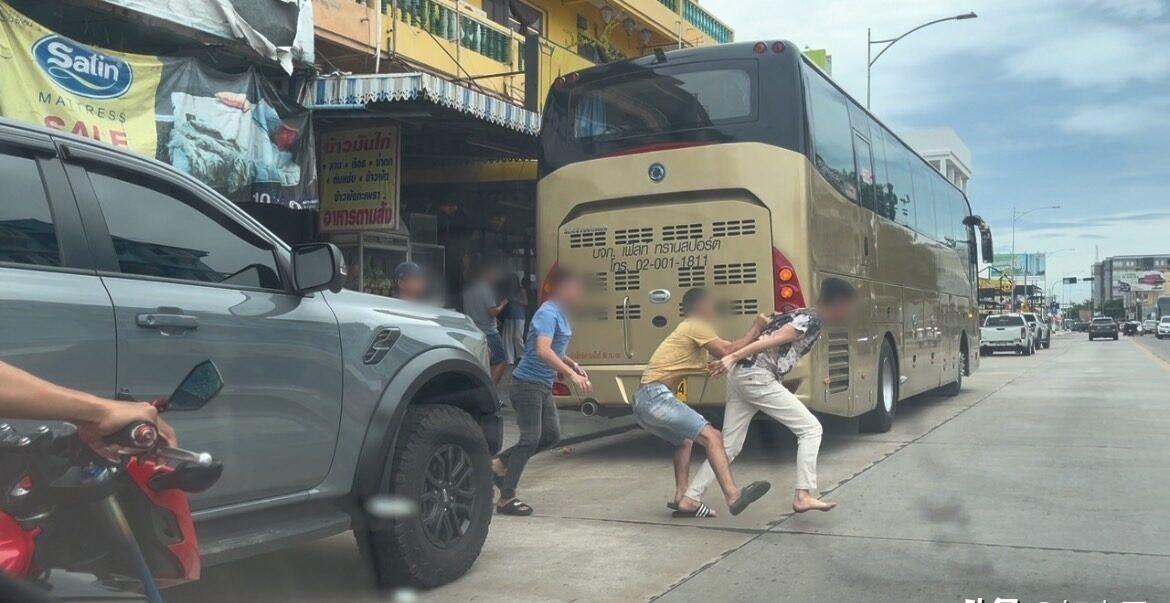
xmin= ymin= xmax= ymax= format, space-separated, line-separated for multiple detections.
xmin=703 ymin=0 xmax=1170 ymax=303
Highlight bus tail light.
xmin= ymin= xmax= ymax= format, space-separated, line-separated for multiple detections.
xmin=753 ymin=42 xmax=768 ymax=54
xmin=772 ymin=41 xmax=786 ymax=54
xmin=772 ymin=247 xmax=807 ymax=312
xmin=554 ymin=72 xmax=580 ymax=89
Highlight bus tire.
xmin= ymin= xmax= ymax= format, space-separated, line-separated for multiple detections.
xmin=860 ymin=339 xmax=897 ymax=433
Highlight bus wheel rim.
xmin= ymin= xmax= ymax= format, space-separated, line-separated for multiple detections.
xmin=881 ymin=356 xmax=895 ymax=413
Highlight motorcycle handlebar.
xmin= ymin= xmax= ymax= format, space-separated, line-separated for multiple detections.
xmin=104 ymin=421 xmax=159 ymax=450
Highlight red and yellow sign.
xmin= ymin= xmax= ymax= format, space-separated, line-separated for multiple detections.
xmin=318 ymin=126 xmax=400 ymax=233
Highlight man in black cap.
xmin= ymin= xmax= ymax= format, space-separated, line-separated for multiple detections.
xmin=393 ymin=261 xmax=428 ymax=303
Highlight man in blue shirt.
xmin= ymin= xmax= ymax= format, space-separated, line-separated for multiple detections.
xmin=492 ymin=268 xmax=590 ymax=516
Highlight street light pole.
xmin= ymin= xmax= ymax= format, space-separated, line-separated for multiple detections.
xmin=1010 ymin=204 xmax=1061 ymax=310
xmin=866 ymin=12 xmax=977 ymax=109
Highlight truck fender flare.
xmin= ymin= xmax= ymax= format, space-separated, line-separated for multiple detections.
xmin=353 ymin=347 xmax=497 ymax=498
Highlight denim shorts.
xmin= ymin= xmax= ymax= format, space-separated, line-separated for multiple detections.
xmin=633 ymin=383 xmax=709 ymax=446
xmin=485 ymin=333 xmax=506 ymax=365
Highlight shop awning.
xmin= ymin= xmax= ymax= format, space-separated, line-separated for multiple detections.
xmin=310 ymin=73 xmax=541 ymax=136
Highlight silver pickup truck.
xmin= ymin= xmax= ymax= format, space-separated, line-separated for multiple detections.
xmin=0 ymin=118 xmax=501 ymax=589
xmin=980 ymin=314 xmax=1034 ymax=356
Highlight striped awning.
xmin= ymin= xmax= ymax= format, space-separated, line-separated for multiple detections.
xmin=310 ymin=73 xmax=541 ymax=136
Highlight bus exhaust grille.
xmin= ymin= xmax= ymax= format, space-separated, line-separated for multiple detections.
xmin=569 ymin=230 xmax=606 ymax=248
xmin=662 ymin=223 xmax=703 ymax=241
xmin=614 ymin=227 xmax=653 ymax=244
xmin=677 ymin=265 xmax=706 ymax=288
xmin=590 ymin=272 xmax=608 ymax=292
xmin=616 ymin=304 xmax=642 ymax=320
xmin=712 ymin=219 xmax=757 ymax=238
xmin=613 ymin=271 xmax=641 ymax=291
xmin=827 ymin=331 xmax=850 ymax=393
xmin=713 ymin=263 xmax=758 ymax=285
xmin=727 ymin=299 xmax=759 ymax=315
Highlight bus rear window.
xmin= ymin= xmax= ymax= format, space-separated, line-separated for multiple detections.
xmin=570 ymin=60 xmax=757 ymax=142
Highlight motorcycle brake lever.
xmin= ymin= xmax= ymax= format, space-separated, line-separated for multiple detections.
xmin=155 ymin=447 xmax=214 ymax=467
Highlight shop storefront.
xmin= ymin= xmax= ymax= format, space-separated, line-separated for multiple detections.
xmin=311 ymin=72 xmax=540 ymax=307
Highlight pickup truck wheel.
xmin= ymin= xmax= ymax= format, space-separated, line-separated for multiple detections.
xmin=364 ymin=405 xmax=493 ymax=588
xmin=860 ymin=340 xmax=897 ymax=433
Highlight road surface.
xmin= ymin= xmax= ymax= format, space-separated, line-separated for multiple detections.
xmin=170 ymin=333 xmax=1170 ymax=602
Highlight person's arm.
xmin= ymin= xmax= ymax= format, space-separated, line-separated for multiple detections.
xmin=702 ymin=314 xmax=769 ymax=359
xmin=710 ymin=325 xmax=803 ymax=376
xmin=0 ymin=361 xmax=176 ymax=445
xmin=535 ymin=337 xmax=591 ymax=393
xmin=487 ymin=298 xmax=509 ymax=317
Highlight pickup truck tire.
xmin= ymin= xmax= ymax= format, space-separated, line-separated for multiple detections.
xmin=860 ymin=340 xmax=897 ymax=433
xmin=365 ymin=405 xmax=493 ymax=588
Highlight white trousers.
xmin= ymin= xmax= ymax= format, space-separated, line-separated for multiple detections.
xmin=685 ymin=364 xmax=823 ymax=500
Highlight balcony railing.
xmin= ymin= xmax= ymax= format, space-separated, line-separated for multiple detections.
xmin=683 ymin=0 xmax=732 ymax=44
xmin=395 ymin=0 xmax=512 ymax=63
xmin=656 ymin=0 xmax=678 ymax=10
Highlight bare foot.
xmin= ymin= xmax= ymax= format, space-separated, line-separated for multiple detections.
xmin=491 ymin=458 xmax=507 ymax=477
xmin=677 ymin=496 xmax=719 ymax=517
xmin=793 ymin=494 xmax=837 ymax=513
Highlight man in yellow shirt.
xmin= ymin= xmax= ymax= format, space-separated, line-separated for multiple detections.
xmin=634 ymin=288 xmax=771 ymax=518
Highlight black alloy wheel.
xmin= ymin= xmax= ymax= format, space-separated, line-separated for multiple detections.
xmin=421 ymin=444 xmax=477 ymax=547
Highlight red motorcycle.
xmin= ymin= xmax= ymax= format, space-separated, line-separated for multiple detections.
xmin=0 ymin=361 xmax=225 ymax=602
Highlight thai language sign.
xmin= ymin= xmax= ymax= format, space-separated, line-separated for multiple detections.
xmin=318 ymin=126 xmax=400 ymax=233
xmin=0 ymin=0 xmax=317 ymax=209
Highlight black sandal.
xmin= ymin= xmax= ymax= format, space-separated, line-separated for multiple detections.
xmin=729 ymin=481 xmax=771 ymax=516
xmin=497 ymin=499 xmax=533 ymax=516
xmin=672 ymin=502 xmax=715 ymax=518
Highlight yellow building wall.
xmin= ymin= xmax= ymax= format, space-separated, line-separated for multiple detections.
xmin=315 ymin=0 xmax=732 ymax=109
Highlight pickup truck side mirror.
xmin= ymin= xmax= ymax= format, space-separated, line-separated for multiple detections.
xmin=292 ymin=243 xmax=347 ymax=294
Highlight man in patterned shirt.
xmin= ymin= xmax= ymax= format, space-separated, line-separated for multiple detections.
xmin=683 ymin=277 xmax=857 ymax=514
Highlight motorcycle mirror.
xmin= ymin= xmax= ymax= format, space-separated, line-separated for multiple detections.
xmin=168 ymin=360 xmax=224 ymax=411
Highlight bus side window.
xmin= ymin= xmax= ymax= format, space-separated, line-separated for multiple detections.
xmin=853 ymin=132 xmax=877 ymax=212
xmin=911 ymin=160 xmax=938 ymax=241
xmin=886 ymin=139 xmax=916 ymax=229
xmin=868 ymin=119 xmax=893 ymax=220
xmin=805 ymin=70 xmax=857 ymax=202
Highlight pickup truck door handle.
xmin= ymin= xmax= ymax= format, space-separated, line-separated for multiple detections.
xmin=136 ymin=313 xmax=199 ymax=330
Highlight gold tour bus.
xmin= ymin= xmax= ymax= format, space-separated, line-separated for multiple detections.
xmin=536 ymin=40 xmax=994 ymax=432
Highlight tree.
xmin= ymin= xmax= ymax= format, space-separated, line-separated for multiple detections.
xmin=1100 ymin=299 xmax=1125 ymax=321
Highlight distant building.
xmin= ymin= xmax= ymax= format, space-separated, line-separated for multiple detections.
xmin=1092 ymin=254 xmax=1170 ymax=319
xmin=902 ymin=128 xmax=972 ymax=192
xmin=803 ymin=48 xmax=832 ymax=75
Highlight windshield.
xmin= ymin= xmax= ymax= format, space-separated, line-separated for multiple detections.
xmin=985 ymin=316 xmax=1023 ymax=327
xmin=570 ymin=61 xmax=757 ymax=142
